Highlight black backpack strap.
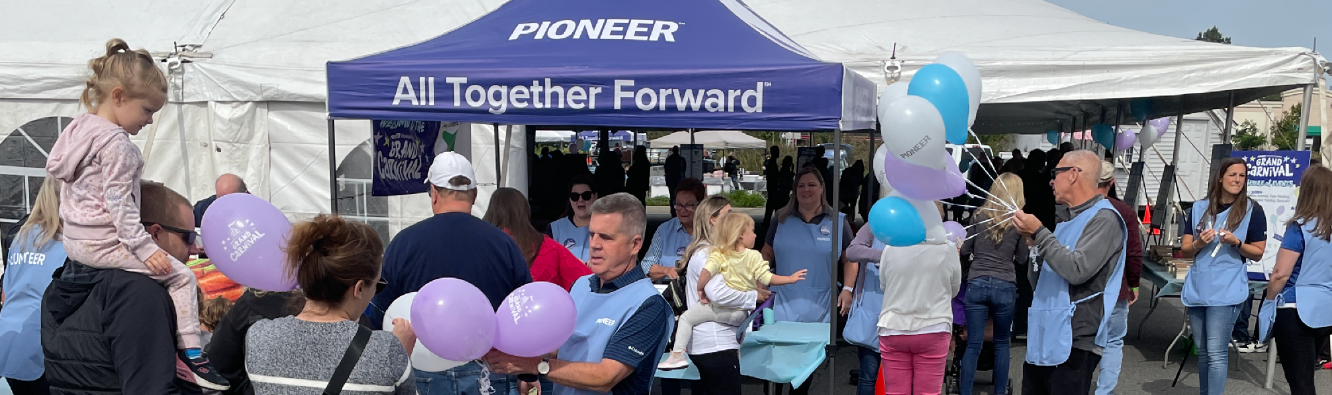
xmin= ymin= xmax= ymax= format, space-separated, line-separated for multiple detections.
xmin=324 ymin=324 xmax=373 ymax=395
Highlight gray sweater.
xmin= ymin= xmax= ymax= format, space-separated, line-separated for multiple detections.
xmin=1028 ymin=195 xmax=1124 ymax=355
xmin=245 ymin=317 xmax=415 ymax=395
xmin=961 ymin=221 xmax=1028 ymax=284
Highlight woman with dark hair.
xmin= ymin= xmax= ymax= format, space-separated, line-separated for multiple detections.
xmin=1264 ymin=166 xmax=1332 ymax=395
xmin=245 ymin=215 xmax=415 ymax=395
xmin=759 ymin=166 xmax=855 ymax=395
xmin=642 ymin=178 xmax=708 ymax=282
xmin=547 ymin=175 xmax=598 ymax=262
xmin=1179 ymin=158 xmax=1266 ymax=395
xmin=626 ymin=145 xmax=652 ymax=206
xmin=485 ymin=188 xmax=591 ymax=291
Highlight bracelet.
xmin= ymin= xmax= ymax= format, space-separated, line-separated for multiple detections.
xmin=1131 ymin=287 xmax=1139 ymax=292
xmin=842 ymin=286 xmax=854 ymax=293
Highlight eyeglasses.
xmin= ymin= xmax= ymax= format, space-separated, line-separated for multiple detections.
xmin=376 ymin=278 xmax=388 ymax=295
xmin=143 ymin=221 xmax=198 ymax=246
xmin=569 ymin=191 xmax=595 ymax=201
xmin=1051 ymin=166 xmax=1081 ymax=179
xmin=674 ymin=202 xmax=698 ymax=211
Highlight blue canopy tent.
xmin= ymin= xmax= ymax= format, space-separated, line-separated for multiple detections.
xmin=325 ymin=0 xmax=874 ymax=389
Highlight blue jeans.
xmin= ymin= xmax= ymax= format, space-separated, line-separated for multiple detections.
xmin=1232 ymin=296 xmax=1254 ymax=343
xmin=1095 ymin=300 xmax=1130 ymax=395
xmin=961 ymin=276 xmax=1015 ymax=395
xmin=415 ymin=361 xmax=520 ymax=395
xmin=857 ymin=345 xmax=881 ymax=395
xmin=1188 ymin=305 xmax=1240 ymax=395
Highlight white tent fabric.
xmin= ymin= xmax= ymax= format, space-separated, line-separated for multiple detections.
xmin=536 ymin=130 xmax=575 ymax=144
xmin=748 ymin=0 xmax=1326 ymax=134
xmin=649 ymin=131 xmax=768 ymax=150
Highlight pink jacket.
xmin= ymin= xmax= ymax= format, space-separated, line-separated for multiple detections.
xmin=46 ymin=113 xmax=160 ymax=262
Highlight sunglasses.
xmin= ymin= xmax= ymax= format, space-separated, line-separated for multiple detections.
xmin=569 ymin=191 xmax=596 ymax=201
xmin=1051 ymin=166 xmax=1081 ymax=179
xmin=143 ymin=221 xmax=198 ymax=246
xmin=375 ymin=278 xmax=388 ymax=295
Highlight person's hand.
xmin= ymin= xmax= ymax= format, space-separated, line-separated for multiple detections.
xmin=145 ymin=250 xmax=172 ymax=275
xmin=391 ymin=318 xmax=416 ymax=355
xmin=1128 ymin=288 xmax=1140 ymax=306
xmin=1197 ymin=229 xmax=1217 ymax=245
xmin=1218 ymin=229 xmax=1241 ymax=246
xmin=520 ymin=380 xmax=539 ymax=395
xmin=789 ymin=269 xmax=808 ymax=282
xmin=698 ymin=288 xmax=710 ymax=305
xmin=756 ymin=282 xmax=771 ymax=304
xmin=1012 ymin=211 xmax=1041 ymax=237
xmin=484 ymin=350 xmax=539 ymax=375
xmin=837 ymin=289 xmax=853 ymax=316
xmin=649 ymin=265 xmax=678 ymax=281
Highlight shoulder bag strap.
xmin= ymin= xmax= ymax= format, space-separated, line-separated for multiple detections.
xmin=324 ymin=324 xmax=373 ymax=395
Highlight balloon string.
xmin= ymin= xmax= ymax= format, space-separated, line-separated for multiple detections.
xmin=965 ymin=128 xmax=1016 ymax=207
xmin=964 ymin=216 xmax=1016 ymax=241
xmin=939 ymin=201 xmax=1007 ymax=213
xmin=961 ymin=176 xmax=1018 ymax=212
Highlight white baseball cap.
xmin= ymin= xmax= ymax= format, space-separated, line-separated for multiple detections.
xmin=425 ymin=152 xmax=476 ymax=190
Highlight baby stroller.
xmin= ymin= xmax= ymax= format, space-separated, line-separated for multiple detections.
xmin=943 ymin=281 xmax=1013 ymax=394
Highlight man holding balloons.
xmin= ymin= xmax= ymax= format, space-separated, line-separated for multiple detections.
xmin=487 ymin=193 xmax=672 ymax=395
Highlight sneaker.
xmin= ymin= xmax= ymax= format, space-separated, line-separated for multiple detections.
xmin=1014 ymin=333 xmax=1027 ymax=341
xmin=179 ymin=350 xmax=230 ymax=391
xmin=658 ymin=352 xmax=689 ymax=371
xmin=1236 ymin=342 xmax=1258 ymax=353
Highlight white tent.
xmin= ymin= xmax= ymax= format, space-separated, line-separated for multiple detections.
xmin=748 ymin=0 xmax=1326 ymax=134
xmin=649 ymin=130 xmax=768 ymax=150
xmin=535 ymin=130 xmax=576 ymax=144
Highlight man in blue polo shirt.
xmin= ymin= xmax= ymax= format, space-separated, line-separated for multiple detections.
xmin=487 ymin=193 xmax=672 ymax=395
xmin=368 ymin=152 xmax=532 ymax=395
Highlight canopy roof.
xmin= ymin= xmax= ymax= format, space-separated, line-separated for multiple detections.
xmin=747 ymin=0 xmax=1326 ymax=134
xmin=326 ymin=0 xmax=877 ymax=131
xmin=650 ymin=130 xmax=767 ymax=150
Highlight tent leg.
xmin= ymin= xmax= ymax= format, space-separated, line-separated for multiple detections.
xmin=328 ymin=118 xmax=338 ymax=214
xmin=1298 ymin=84 xmax=1314 ymax=151
xmin=1166 ymin=105 xmax=1186 ymax=233
xmin=1223 ymin=91 xmax=1236 ymax=142
xmin=828 ymin=128 xmax=842 ymax=395
xmin=493 ymin=123 xmax=503 ymax=187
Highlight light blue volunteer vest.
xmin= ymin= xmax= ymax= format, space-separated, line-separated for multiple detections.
xmin=1026 ymin=200 xmax=1125 ymax=366
xmin=772 ymin=212 xmax=844 ymax=324
xmin=1182 ymin=200 xmax=1254 ymax=307
xmin=652 ymin=218 xmax=692 ymax=268
xmin=843 ymin=239 xmax=885 ymax=350
xmin=1294 ymin=220 xmax=1332 ymax=328
xmin=551 ymin=217 xmax=591 ymax=262
xmin=555 ymin=274 xmax=670 ymax=395
xmin=0 ymin=226 xmax=67 ymax=380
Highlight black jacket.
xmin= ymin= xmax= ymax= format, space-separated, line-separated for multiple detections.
xmin=206 ymin=290 xmax=301 ymax=395
xmin=41 ymin=260 xmax=200 ymax=395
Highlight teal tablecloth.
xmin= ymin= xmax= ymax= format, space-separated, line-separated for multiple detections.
xmin=1142 ymin=259 xmax=1267 ymax=298
xmin=655 ymin=321 xmax=830 ymax=387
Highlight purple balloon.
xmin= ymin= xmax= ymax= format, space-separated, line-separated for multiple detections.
xmin=413 ymin=278 xmax=497 ymax=361
xmin=882 ymin=146 xmax=966 ymax=201
xmin=942 ymin=221 xmax=967 ymax=244
xmin=494 ymin=282 xmax=577 ymax=357
xmin=201 ymin=193 xmax=295 ymax=292
xmin=1149 ymin=117 xmax=1171 ymax=137
xmin=1115 ymin=130 xmax=1137 ymax=151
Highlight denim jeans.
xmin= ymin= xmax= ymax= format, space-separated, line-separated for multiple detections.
xmin=1187 ymin=305 xmax=1240 ymax=395
xmin=1232 ymin=296 xmax=1254 ymax=343
xmin=857 ymin=345 xmax=881 ymax=395
xmin=961 ymin=276 xmax=1015 ymax=395
xmin=415 ymin=361 xmax=520 ymax=395
xmin=1095 ymin=300 xmax=1129 ymax=395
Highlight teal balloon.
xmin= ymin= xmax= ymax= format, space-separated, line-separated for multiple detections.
xmin=1130 ymin=99 xmax=1152 ymax=122
xmin=868 ymin=197 xmax=926 ymax=246
xmin=908 ymin=64 xmax=970 ymax=145
xmin=1046 ymin=131 xmax=1059 ymax=145
xmin=1092 ymin=124 xmax=1115 ymax=150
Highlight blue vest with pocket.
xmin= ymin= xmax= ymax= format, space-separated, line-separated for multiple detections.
xmin=555 ymin=275 xmax=669 ymax=395
xmin=772 ymin=212 xmax=844 ymax=324
xmin=1026 ymin=200 xmax=1125 ymax=366
xmin=1294 ymin=220 xmax=1332 ymax=328
xmin=550 ymin=217 xmax=591 ymax=263
xmin=843 ymin=239 xmax=885 ymax=350
xmin=1182 ymin=200 xmax=1254 ymax=307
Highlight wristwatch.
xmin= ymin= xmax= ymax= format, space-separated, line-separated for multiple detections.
xmin=537 ymin=357 xmax=551 ymax=376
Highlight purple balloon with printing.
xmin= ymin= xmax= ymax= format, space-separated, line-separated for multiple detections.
xmin=201 ymin=193 xmax=295 ymax=292
xmin=881 ymin=145 xmax=966 ymax=201
xmin=494 ymin=281 xmax=577 ymax=358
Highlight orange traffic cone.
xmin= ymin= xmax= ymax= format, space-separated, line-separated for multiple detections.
xmin=876 ymin=366 xmax=885 ymax=395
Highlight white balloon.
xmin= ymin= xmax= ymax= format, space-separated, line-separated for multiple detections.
xmin=879 ymin=96 xmax=949 ymax=170
xmin=935 ymin=52 xmax=982 ymax=127
xmin=383 ymin=292 xmax=470 ymax=372
xmin=888 ymin=191 xmax=947 ymax=244
xmin=873 ymin=145 xmax=888 ymax=186
xmin=1138 ymin=124 xmax=1160 ymax=148
xmin=879 ymin=83 xmax=910 ymax=105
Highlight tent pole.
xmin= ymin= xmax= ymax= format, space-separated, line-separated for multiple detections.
xmin=828 ymin=128 xmax=842 ymax=395
xmin=1223 ymin=91 xmax=1236 ymax=142
xmin=1298 ymin=84 xmax=1314 ymax=151
xmin=327 ymin=118 xmax=337 ymax=214
xmin=174 ymin=66 xmax=194 ymax=202
xmin=493 ymin=123 xmax=503 ymax=187
xmin=1167 ymin=103 xmax=1186 ymax=231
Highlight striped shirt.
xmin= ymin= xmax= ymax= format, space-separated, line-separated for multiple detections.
xmin=245 ymin=317 xmax=414 ymax=395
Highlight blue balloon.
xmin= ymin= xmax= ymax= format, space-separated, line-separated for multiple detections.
xmin=908 ymin=64 xmax=970 ymax=145
xmin=1092 ymin=124 xmax=1116 ymax=150
xmin=1130 ymin=99 xmax=1152 ymax=122
xmin=1046 ymin=131 xmax=1060 ymax=145
xmin=868 ymin=197 xmax=926 ymax=246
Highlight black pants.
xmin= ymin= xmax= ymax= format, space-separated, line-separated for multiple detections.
xmin=1021 ymin=348 xmax=1101 ymax=395
xmin=7 ymin=376 xmax=51 ymax=395
xmin=1274 ymin=308 xmax=1332 ymax=395
xmin=659 ymin=350 xmax=741 ymax=395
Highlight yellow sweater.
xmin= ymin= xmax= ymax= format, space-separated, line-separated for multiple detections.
xmin=703 ymin=248 xmax=773 ymax=292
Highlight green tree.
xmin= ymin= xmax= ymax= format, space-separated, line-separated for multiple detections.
xmin=1270 ymin=103 xmax=1302 ymax=150
xmin=1231 ymin=120 xmax=1266 ymax=150
xmin=1195 ymin=26 xmax=1232 ymax=44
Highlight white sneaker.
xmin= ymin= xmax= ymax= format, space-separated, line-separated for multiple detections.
xmin=658 ymin=353 xmax=689 ymax=370
xmin=1236 ymin=342 xmax=1265 ymax=353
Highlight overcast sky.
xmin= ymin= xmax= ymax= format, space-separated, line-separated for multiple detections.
xmin=1046 ymin=0 xmax=1329 ymax=50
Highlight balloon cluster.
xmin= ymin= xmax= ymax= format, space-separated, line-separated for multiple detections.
xmin=870 ymin=53 xmax=981 ymax=247
xmin=1044 ymin=99 xmax=1171 ymax=154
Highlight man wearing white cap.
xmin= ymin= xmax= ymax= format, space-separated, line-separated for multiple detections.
xmin=367 ymin=152 xmax=533 ymax=395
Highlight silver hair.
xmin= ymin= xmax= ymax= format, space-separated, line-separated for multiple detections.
xmin=1063 ymin=150 xmax=1101 ymax=188
xmin=589 ymin=192 xmax=646 ymax=238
